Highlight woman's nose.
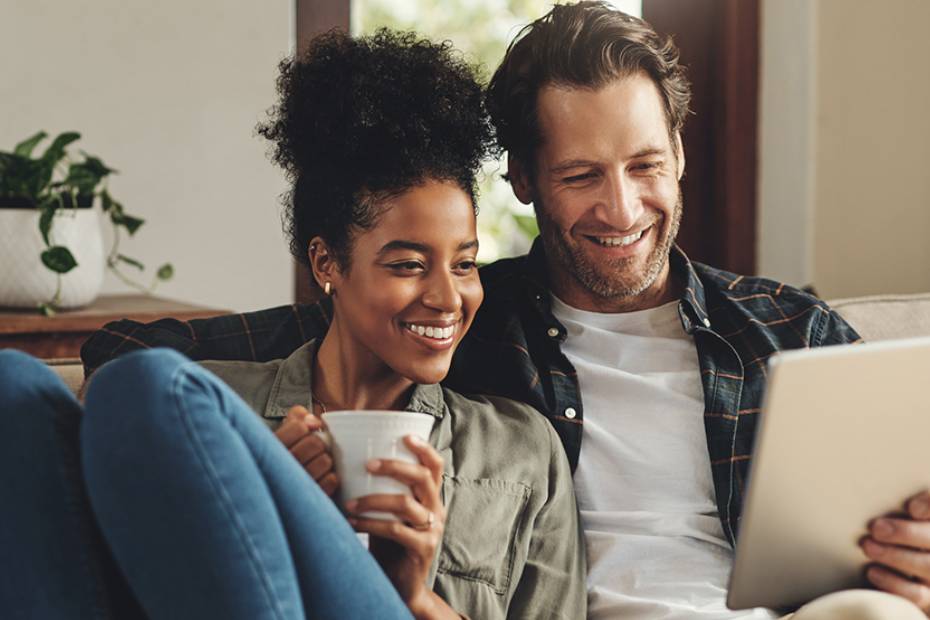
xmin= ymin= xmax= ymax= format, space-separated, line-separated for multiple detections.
xmin=421 ymin=271 xmax=462 ymax=312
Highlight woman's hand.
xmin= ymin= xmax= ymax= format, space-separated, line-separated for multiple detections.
xmin=274 ymin=405 xmax=339 ymax=497
xmin=346 ymin=435 xmax=458 ymax=619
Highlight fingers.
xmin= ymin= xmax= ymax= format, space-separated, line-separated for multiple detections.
xmin=274 ymin=405 xmax=323 ymax=448
xmin=908 ymin=492 xmax=930 ymax=521
xmin=403 ymin=435 xmax=444 ymax=486
xmin=862 ymin=538 xmax=930 ymax=581
xmin=870 ymin=518 xmax=930 ymax=550
xmin=317 ymin=472 xmax=339 ymax=497
xmin=349 ymin=516 xmax=441 ymax=561
xmin=866 ymin=565 xmax=930 ymax=611
xmin=291 ymin=433 xmax=329 ymax=467
xmin=367 ymin=458 xmax=441 ymax=511
xmin=347 ymin=494 xmax=434 ymax=528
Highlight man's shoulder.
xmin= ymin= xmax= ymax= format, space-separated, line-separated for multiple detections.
xmin=692 ymin=261 xmax=859 ymax=348
xmin=694 ymin=262 xmax=829 ymax=313
xmin=478 ymin=253 xmax=531 ymax=296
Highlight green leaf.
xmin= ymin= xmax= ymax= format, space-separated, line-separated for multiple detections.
xmin=40 ymin=246 xmax=78 ymax=274
xmin=64 ymin=163 xmax=102 ymax=194
xmin=156 ymin=263 xmax=174 ymax=281
xmin=40 ymin=132 xmax=80 ymax=168
xmin=111 ymin=212 xmax=145 ymax=235
xmin=38 ymin=204 xmax=57 ymax=246
xmin=116 ymin=254 xmax=145 ymax=270
xmin=14 ymin=131 xmax=48 ymax=158
xmin=79 ymin=154 xmax=115 ymax=177
xmin=37 ymin=302 xmax=57 ymax=317
xmin=100 ymin=190 xmax=113 ymax=212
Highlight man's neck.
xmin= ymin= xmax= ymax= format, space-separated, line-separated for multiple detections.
xmin=550 ymin=261 xmax=682 ymax=314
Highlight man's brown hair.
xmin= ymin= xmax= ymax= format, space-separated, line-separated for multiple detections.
xmin=487 ymin=1 xmax=691 ymax=175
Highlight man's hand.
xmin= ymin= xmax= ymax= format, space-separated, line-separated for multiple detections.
xmin=862 ymin=490 xmax=930 ymax=614
xmin=274 ymin=405 xmax=339 ymax=496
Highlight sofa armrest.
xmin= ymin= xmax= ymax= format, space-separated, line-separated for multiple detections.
xmin=828 ymin=293 xmax=930 ymax=342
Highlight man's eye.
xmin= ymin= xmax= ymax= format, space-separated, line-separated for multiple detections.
xmin=633 ymin=161 xmax=662 ymax=172
xmin=455 ymin=260 xmax=477 ymax=272
xmin=563 ymin=172 xmax=595 ymax=183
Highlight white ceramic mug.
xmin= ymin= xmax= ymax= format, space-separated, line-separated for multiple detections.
xmin=321 ymin=410 xmax=435 ymax=520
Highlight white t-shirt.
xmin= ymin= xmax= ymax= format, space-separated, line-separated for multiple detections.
xmin=550 ymin=295 xmax=776 ymax=619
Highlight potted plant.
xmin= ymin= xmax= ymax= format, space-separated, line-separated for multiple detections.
xmin=0 ymin=131 xmax=173 ymax=315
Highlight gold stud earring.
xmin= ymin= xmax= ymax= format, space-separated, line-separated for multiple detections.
xmin=323 ymin=281 xmax=332 ymax=296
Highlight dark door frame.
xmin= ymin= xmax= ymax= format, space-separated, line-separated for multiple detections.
xmin=643 ymin=0 xmax=760 ymax=275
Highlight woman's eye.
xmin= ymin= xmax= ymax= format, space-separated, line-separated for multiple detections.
xmin=455 ymin=260 xmax=477 ymax=273
xmin=389 ymin=261 xmax=424 ymax=272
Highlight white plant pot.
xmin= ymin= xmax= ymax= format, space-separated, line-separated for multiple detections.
xmin=0 ymin=207 xmax=105 ymax=309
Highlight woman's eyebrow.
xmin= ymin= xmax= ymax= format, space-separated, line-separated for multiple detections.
xmin=377 ymin=240 xmax=430 ymax=255
xmin=377 ymin=239 xmax=479 ymax=255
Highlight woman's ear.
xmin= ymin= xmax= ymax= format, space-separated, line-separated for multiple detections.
xmin=508 ymin=156 xmax=535 ymax=205
xmin=307 ymin=237 xmax=339 ymax=294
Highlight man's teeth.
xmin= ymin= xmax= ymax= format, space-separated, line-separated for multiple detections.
xmin=595 ymin=230 xmax=644 ymax=246
xmin=406 ymin=324 xmax=454 ymax=339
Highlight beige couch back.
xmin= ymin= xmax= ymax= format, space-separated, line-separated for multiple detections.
xmin=50 ymin=293 xmax=930 ymax=395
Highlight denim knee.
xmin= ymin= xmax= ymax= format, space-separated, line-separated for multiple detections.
xmin=0 ymin=349 xmax=77 ymax=431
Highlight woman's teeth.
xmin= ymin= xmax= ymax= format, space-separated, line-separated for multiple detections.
xmin=406 ymin=324 xmax=454 ymax=340
xmin=596 ymin=229 xmax=644 ymax=246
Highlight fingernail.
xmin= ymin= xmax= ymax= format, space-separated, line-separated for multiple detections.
xmin=367 ymin=459 xmax=381 ymax=472
xmin=408 ymin=434 xmax=425 ymax=445
xmin=345 ymin=499 xmax=358 ymax=512
xmin=863 ymin=540 xmax=884 ymax=557
xmin=913 ymin=498 xmax=930 ymax=518
xmin=873 ymin=518 xmax=894 ymax=538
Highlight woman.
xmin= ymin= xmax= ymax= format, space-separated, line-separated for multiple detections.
xmin=0 ymin=30 xmax=584 ymax=619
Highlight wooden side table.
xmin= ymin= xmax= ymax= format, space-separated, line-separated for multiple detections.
xmin=0 ymin=294 xmax=229 ymax=360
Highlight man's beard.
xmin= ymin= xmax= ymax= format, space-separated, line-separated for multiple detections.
xmin=539 ymin=192 xmax=683 ymax=301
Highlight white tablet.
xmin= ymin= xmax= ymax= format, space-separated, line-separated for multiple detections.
xmin=727 ymin=337 xmax=930 ymax=611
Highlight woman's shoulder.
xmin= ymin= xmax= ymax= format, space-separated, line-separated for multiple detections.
xmin=439 ymin=388 xmax=561 ymax=465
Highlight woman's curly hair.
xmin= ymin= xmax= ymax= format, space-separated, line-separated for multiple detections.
xmin=257 ymin=28 xmax=497 ymax=271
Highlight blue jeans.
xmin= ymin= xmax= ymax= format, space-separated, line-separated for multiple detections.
xmin=0 ymin=348 xmax=412 ymax=620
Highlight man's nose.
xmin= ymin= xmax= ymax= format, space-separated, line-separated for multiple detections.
xmin=422 ymin=270 xmax=462 ymax=312
xmin=601 ymin=172 xmax=644 ymax=230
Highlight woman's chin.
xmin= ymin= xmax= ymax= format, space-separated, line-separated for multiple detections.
xmin=397 ymin=359 xmax=452 ymax=386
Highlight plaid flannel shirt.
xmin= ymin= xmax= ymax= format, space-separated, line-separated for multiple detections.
xmin=81 ymin=239 xmax=861 ymax=545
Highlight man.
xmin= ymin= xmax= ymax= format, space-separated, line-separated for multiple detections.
xmin=82 ymin=2 xmax=930 ymax=618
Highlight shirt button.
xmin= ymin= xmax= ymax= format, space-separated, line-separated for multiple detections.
xmin=703 ymin=318 xmax=711 ymax=328
xmin=564 ymin=407 xmax=577 ymax=419
xmin=547 ymin=327 xmax=560 ymax=338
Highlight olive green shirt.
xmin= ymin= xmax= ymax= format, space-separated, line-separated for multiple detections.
xmin=201 ymin=340 xmax=586 ymax=620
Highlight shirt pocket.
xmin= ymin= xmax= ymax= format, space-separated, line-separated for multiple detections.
xmin=438 ymin=477 xmax=532 ymax=595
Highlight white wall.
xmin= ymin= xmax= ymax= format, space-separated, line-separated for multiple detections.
xmin=1 ymin=1 xmax=294 ymax=312
xmin=759 ymin=0 xmax=930 ymax=298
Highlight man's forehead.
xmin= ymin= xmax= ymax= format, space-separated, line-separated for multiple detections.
xmin=534 ymin=74 xmax=673 ymax=160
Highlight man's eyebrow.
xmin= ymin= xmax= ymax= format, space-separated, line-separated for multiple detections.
xmin=549 ymin=159 xmax=597 ymax=174
xmin=377 ymin=239 xmax=479 ymax=255
xmin=549 ymin=148 xmax=668 ymax=174
xmin=630 ymin=146 xmax=667 ymax=159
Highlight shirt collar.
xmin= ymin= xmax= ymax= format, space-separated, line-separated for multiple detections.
xmin=265 ymin=339 xmax=445 ymax=420
xmin=521 ymin=236 xmax=712 ymax=332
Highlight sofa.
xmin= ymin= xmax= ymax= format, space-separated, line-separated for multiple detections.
xmin=46 ymin=292 xmax=930 ymax=394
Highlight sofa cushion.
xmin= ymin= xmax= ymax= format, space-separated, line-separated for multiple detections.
xmin=826 ymin=293 xmax=930 ymax=342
